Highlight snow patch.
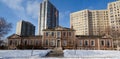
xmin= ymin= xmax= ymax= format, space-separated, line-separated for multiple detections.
xmin=0 ymin=50 xmax=51 ymax=58
xmin=64 ymin=50 xmax=120 ymax=58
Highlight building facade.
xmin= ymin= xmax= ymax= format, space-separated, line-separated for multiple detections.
xmin=38 ymin=0 xmax=59 ymax=35
xmin=16 ymin=20 xmax=35 ymax=36
xmin=42 ymin=26 xmax=75 ymax=49
xmin=8 ymin=34 xmax=42 ymax=49
xmin=76 ymin=34 xmax=113 ymax=50
xmin=70 ymin=9 xmax=109 ymax=36
xmin=108 ymin=1 xmax=120 ymax=36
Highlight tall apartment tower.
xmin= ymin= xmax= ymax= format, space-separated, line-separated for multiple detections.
xmin=16 ymin=20 xmax=35 ymax=36
xmin=70 ymin=9 xmax=109 ymax=36
xmin=38 ymin=0 xmax=59 ymax=35
xmin=108 ymin=1 xmax=120 ymax=35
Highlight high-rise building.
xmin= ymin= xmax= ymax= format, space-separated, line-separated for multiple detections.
xmin=108 ymin=1 xmax=120 ymax=35
xmin=70 ymin=9 xmax=109 ymax=36
xmin=38 ymin=0 xmax=59 ymax=35
xmin=16 ymin=20 xmax=35 ymax=36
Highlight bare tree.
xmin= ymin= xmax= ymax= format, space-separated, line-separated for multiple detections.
xmin=0 ymin=17 xmax=12 ymax=39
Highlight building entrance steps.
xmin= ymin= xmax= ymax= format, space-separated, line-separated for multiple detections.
xmin=46 ymin=47 xmax=63 ymax=57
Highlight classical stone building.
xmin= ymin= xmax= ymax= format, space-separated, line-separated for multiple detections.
xmin=8 ymin=34 xmax=42 ymax=49
xmin=113 ymin=39 xmax=120 ymax=50
xmin=8 ymin=28 xmax=113 ymax=50
xmin=42 ymin=26 xmax=75 ymax=49
xmin=76 ymin=34 xmax=113 ymax=50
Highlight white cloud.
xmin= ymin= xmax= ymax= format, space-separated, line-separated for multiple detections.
xmin=1 ymin=0 xmax=24 ymax=11
xmin=26 ymin=1 xmax=40 ymax=19
xmin=0 ymin=0 xmax=41 ymax=20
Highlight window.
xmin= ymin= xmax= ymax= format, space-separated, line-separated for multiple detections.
xmin=63 ymin=32 xmax=66 ymax=36
xmin=45 ymin=40 xmax=48 ymax=45
xmin=63 ymin=40 xmax=67 ymax=46
xmin=30 ymin=40 xmax=32 ymax=45
xmin=9 ymin=40 xmax=12 ymax=45
xmin=84 ymin=40 xmax=88 ymax=46
xmin=106 ymin=40 xmax=110 ymax=47
xmin=14 ymin=40 xmax=17 ymax=45
xmin=50 ymin=40 xmax=55 ymax=46
xmin=80 ymin=40 xmax=82 ymax=46
xmin=91 ymin=40 xmax=95 ymax=46
xmin=51 ymin=32 xmax=54 ymax=36
xmin=101 ymin=40 xmax=104 ymax=46
xmin=35 ymin=40 xmax=39 ymax=46
xmin=46 ymin=32 xmax=49 ymax=36
xmin=57 ymin=32 xmax=60 ymax=37
xmin=24 ymin=40 xmax=27 ymax=45
xmin=69 ymin=32 xmax=71 ymax=36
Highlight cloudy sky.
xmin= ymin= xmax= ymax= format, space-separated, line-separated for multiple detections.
xmin=0 ymin=0 xmax=116 ymax=37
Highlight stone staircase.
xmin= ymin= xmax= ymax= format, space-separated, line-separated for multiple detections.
xmin=46 ymin=47 xmax=63 ymax=57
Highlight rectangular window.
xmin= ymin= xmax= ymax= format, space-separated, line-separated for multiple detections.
xmin=63 ymin=40 xmax=67 ymax=46
xmin=57 ymin=32 xmax=60 ymax=37
xmin=46 ymin=32 xmax=49 ymax=36
xmin=80 ymin=40 xmax=83 ymax=46
xmin=51 ymin=32 xmax=54 ymax=36
xmin=45 ymin=40 xmax=48 ymax=46
xmin=50 ymin=40 xmax=55 ymax=46
xmin=63 ymin=32 xmax=66 ymax=36
xmin=84 ymin=40 xmax=89 ymax=46
xmin=69 ymin=32 xmax=71 ymax=36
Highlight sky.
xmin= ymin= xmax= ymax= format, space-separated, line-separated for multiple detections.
xmin=0 ymin=0 xmax=116 ymax=37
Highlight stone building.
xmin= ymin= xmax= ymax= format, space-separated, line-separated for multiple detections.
xmin=8 ymin=34 xmax=42 ymax=49
xmin=7 ymin=28 xmax=113 ymax=50
xmin=113 ymin=39 xmax=120 ymax=50
xmin=76 ymin=34 xmax=113 ymax=50
xmin=42 ymin=26 xmax=75 ymax=49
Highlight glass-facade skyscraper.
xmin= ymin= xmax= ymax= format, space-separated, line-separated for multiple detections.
xmin=38 ymin=0 xmax=59 ymax=35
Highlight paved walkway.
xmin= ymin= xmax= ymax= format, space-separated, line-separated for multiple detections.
xmin=46 ymin=47 xmax=63 ymax=57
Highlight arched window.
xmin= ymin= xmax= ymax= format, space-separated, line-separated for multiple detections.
xmin=91 ymin=40 xmax=95 ymax=46
xmin=107 ymin=40 xmax=110 ymax=47
xmin=101 ymin=40 xmax=104 ymax=46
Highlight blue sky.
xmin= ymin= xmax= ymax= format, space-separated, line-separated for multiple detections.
xmin=0 ymin=0 xmax=116 ymax=37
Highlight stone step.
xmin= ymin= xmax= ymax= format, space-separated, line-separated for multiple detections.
xmin=46 ymin=47 xmax=63 ymax=57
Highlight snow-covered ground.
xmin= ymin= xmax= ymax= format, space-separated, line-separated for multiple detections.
xmin=64 ymin=50 xmax=120 ymax=58
xmin=0 ymin=50 xmax=120 ymax=59
xmin=0 ymin=50 xmax=51 ymax=59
